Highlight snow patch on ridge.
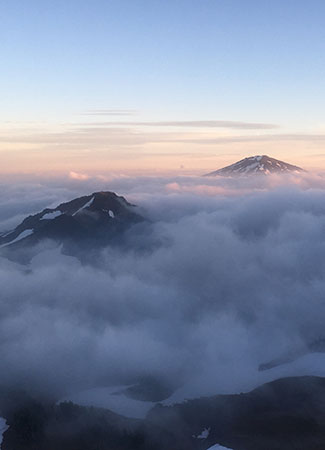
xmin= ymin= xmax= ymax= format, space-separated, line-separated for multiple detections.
xmin=195 ymin=427 xmax=210 ymax=439
xmin=73 ymin=197 xmax=94 ymax=216
xmin=103 ymin=209 xmax=115 ymax=218
xmin=41 ymin=210 xmax=62 ymax=220
xmin=0 ymin=230 xmax=13 ymax=238
xmin=0 ymin=229 xmax=34 ymax=248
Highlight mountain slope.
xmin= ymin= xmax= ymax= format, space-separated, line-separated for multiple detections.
xmin=205 ymin=155 xmax=305 ymax=176
xmin=148 ymin=376 xmax=325 ymax=450
xmin=0 ymin=191 xmax=144 ymax=256
xmin=3 ymin=376 xmax=325 ymax=450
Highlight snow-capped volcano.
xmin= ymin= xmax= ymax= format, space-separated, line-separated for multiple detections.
xmin=205 ymin=155 xmax=305 ymax=177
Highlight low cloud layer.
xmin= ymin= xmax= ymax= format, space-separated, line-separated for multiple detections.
xmin=1 ymin=174 xmax=325 ymax=403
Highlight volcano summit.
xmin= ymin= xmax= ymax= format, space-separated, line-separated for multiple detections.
xmin=205 ymin=155 xmax=305 ymax=177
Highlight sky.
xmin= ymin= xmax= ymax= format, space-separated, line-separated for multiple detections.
xmin=1 ymin=0 xmax=325 ymax=174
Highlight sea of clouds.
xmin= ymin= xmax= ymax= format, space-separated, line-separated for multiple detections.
xmin=1 ymin=171 xmax=325 ymax=406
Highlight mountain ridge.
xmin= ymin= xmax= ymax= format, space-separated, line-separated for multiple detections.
xmin=0 ymin=191 xmax=144 ymax=257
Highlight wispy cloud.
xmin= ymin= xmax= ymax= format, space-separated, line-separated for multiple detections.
xmin=2 ymin=127 xmax=325 ymax=150
xmin=1 ymin=122 xmax=325 ymax=173
xmin=83 ymin=109 xmax=137 ymax=116
xmin=94 ymin=120 xmax=279 ymax=130
xmin=173 ymin=133 xmax=325 ymax=145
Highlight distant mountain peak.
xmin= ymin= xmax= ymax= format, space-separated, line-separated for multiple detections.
xmin=204 ymin=155 xmax=305 ymax=177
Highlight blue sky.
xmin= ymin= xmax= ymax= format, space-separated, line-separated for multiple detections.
xmin=1 ymin=0 xmax=325 ymax=172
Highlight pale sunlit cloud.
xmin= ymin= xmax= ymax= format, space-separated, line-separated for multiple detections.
xmin=69 ymin=171 xmax=90 ymax=180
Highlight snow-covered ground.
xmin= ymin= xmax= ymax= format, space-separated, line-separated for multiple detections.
xmin=63 ymin=353 xmax=325 ymax=421
xmin=262 ymin=352 xmax=325 ymax=382
xmin=61 ymin=385 xmax=155 ymax=419
xmin=0 ymin=418 xmax=8 ymax=448
xmin=161 ymin=352 xmax=325 ymax=405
